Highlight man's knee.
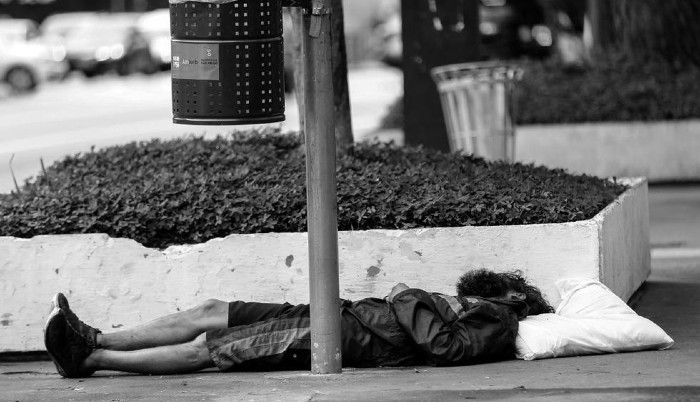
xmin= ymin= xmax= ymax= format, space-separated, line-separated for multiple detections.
xmin=195 ymin=298 xmax=228 ymax=315
xmin=189 ymin=299 xmax=229 ymax=329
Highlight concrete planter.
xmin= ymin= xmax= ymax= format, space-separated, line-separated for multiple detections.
xmin=516 ymin=120 xmax=700 ymax=182
xmin=0 ymin=178 xmax=649 ymax=353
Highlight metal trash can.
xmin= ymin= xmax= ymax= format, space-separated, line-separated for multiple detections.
xmin=431 ymin=62 xmax=523 ymax=162
xmin=170 ymin=0 xmax=286 ymax=125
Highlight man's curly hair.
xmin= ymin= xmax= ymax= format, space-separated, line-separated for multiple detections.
xmin=456 ymin=269 xmax=554 ymax=315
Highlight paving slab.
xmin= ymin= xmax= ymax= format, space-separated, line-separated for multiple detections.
xmin=3 ymin=184 xmax=699 ymax=402
xmin=2 ymin=253 xmax=698 ymax=401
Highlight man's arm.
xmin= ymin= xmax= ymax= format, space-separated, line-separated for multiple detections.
xmin=385 ymin=283 xmax=410 ymax=302
xmin=389 ymin=288 xmax=519 ymax=366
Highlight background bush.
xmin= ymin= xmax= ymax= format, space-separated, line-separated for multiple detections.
xmin=0 ymin=132 xmax=627 ymax=249
xmin=380 ymin=55 xmax=700 ymax=128
xmin=517 ymin=55 xmax=700 ymax=124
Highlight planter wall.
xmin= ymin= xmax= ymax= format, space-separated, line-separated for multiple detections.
xmin=516 ymin=120 xmax=700 ymax=182
xmin=0 ymin=179 xmax=649 ymax=353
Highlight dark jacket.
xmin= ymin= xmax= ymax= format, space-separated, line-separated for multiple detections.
xmin=340 ymin=288 xmax=525 ymax=367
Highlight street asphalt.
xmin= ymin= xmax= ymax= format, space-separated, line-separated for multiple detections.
xmin=1 ymin=183 xmax=699 ymax=401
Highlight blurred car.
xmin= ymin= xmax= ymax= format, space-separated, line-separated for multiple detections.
xmin=0 ymin=18 xmax=41 ymax=43
xmin=480 ymin=0 xmax=552 ymax=59
xmin=0 ymin=37 xmax=69 ymax=93
xmin=40 ymin=12 xmax=100 ymax=41
xmin=62 ymin=13 xmax=159 ymax=77
xmin=38 ymin=12 xmax=100 ymax=77
xmin=377 ymin=0 xmax=553 ymax=66
xmin=137 ymin=9 xmax=172 ymax=71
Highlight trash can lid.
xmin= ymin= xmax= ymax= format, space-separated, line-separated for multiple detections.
xmin=431 ymin=61 xmax=523 ymax=84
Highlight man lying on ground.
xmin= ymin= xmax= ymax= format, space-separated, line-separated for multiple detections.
xmin=44 ymin=268 xmax=553 ymax=377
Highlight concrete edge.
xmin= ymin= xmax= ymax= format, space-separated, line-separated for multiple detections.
xmin=595 ymin=178 xmax=651 ymax=301
xmin=0 ymin=178 xmax=649 ymax=352
xmin=516 ymin=120 xmax=700 ymax=182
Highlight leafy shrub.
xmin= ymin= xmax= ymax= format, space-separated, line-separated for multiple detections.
xmin=380 ymin=55 xmax=700 ymax=128
xmin=517 ymin=55 xmax=700 ymax=124
xmin=0 ymin=132 xmax=627 ymax=249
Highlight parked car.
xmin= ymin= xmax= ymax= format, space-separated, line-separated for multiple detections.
xmin=480 ymin=0 xmax=552 ymax=59
xmin=0 ymin=18 xmax=69 ymax=93
xmin=38 ymin=13 xmax=101 ymax=77
xmin=0 ymin=37 xmax=69 ymax=93
xmin=40 ymin=12 xmax=100 ymax=41
xmin=0 ymin=18 xmax=41 ymax=43
xmin=377 ymin=0 xmax=553 ymax=66
xmin=136 ymin=9 xmax=172 ymax=71
xmin=62 ymin=13 xmax=159 ymax=77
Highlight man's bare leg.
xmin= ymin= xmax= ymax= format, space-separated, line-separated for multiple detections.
xmin=83 ymin=334 xmax=214 ymax=374
xmin=83 ymin=333 xmax=216 ymax=375
xmin=98 ymin=299 xmax=229 ymax=351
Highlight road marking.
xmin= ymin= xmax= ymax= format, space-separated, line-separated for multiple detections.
xmin=652 ymin=248 xmax=700 ymax=259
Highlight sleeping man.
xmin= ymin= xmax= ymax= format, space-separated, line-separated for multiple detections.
xmin=44 ymin=268 xmax=553 ymax=377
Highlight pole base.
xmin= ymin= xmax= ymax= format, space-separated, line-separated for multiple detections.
xmin=173 ymin=114 xmax=286 ymax=126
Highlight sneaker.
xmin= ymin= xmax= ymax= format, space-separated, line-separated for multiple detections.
xmin=44 ymin=309 xmax=94 ymax=377
xmin=51 ymin=293 xmax=101 ymax=350
xmin=44 ymin=294 xmax=101 ymax=378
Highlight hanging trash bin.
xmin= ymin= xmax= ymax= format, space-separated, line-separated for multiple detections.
xmin=170 ymin=0 xmax=286 ymax=125
xmin=431 ymin=62 xmax=523 ymax=162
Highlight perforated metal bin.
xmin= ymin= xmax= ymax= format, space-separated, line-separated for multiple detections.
xmin=170 ymin=0 xmax=285 ymax=125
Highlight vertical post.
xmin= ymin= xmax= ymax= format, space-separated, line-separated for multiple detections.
xmin=401 ymin=0 xmax=480 ymax=152
xmin=586 ymin=0 xmax=614 ymax=56
xmin=302 ymin=0 xmax=343 ymax=374
xmin=293 ymin=1 xmax=353 ymax=146
xmin=291 ymin=8 xmax=306 ymax=133
xmin=329 ymin=0 xmax=353 ymax=146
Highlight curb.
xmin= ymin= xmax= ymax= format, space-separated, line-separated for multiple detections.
xmin=0 ymin=179 xmax=650 ymax=353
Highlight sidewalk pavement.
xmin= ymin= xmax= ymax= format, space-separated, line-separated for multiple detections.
xmin=2 ymin=184 xmax=699 ymax=401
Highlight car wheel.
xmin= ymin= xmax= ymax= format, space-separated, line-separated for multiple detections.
xmin=5 ymin=67 xmax=37 ymax=93
xmin=141 ymin=55 xmax=159 ymax=75
xmin=117 ymin=53 xmax=157 ymax=76
xmin=117 ymin=56 xmax=140 ymax=76
xmin=283 ymin=68 xmax=294 ymax=93
xmin=116 ymin=61 xmax=132 ymax=76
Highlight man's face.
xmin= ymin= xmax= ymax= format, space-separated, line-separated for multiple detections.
xmin=457 ymin=269 xmax=554 ymax=315
xmin=502 ymin=289 xmax=526 ymax=301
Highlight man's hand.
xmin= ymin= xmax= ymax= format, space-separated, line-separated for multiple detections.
xmin=385 ymin=283 xmax=410 ymax=303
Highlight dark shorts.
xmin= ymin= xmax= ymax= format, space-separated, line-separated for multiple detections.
xmin=205 ymin=301 xmax=312 ymax=371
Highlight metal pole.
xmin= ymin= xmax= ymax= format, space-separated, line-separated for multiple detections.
xmin=586 ymin=0 xmax=614 ymax=55
xmin=401 ymin=0 xmax=480 ymax=151
xmin=329 ymin=0 xmax=353 ymax=146
xmin=302 ymin=0 xmax=343 ymax=374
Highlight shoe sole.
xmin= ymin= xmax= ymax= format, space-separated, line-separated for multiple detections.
xmin=44 ymin=293 xmax=69 ymax=378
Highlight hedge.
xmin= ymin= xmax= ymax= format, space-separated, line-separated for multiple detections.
xmin=380 ymin=55 xmax=700 ymax=129
xmin=516 ymin=55 xmax=700 ymax=124
xmin=0 ymin=132 xmax=627 ymax=249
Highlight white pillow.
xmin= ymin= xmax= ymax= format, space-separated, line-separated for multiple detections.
xmin=515 ymin=278 xmax=674 ymax=360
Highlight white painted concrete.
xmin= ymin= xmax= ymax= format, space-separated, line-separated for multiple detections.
xmin=652 ymin=248 xmax=700 ymax=259
xmin=597 ymin=178 xmax=651 ymax=301
xmin=516 ymin=120 xmax=700 ymax=182
xmin=0 ymin=179 xmax=649 ymax=353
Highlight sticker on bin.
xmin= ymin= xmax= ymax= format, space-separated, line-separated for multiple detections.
xmin=172 ymin=42 xmax=220 ymax=81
